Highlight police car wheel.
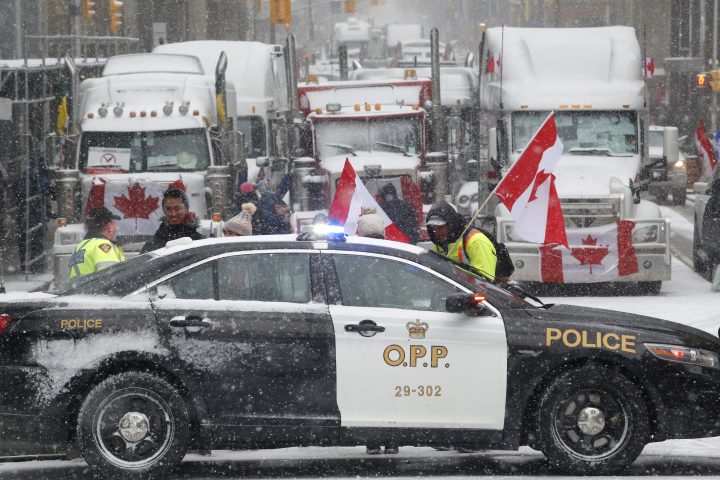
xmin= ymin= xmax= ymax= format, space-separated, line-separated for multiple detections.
xmin=536 ymin=366 xmax=648 ymax=474
xmin=77 ymin=372 xmax=190 ymax=478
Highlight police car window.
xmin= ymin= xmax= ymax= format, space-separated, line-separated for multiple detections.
xmin=332 ymin=254 xmax=458 ymax=311
xmin=158 ymin=261 xmax=214 ymax=300
xmin=217 ymin=253 xmax=311 ymax=303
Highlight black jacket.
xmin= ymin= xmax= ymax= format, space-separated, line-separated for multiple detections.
xmin=379 ymin=183 xmax=420 ymax=244
xmin=140 ymin=216 xmax=205 ymax=254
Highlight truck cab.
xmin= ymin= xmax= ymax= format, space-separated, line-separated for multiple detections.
xmin=480 ymin=26 xmax=671 ymax=290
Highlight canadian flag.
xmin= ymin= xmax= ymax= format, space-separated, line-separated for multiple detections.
xmin=495 ymin=112 xmax=568 ymax=247
xmin=539 ymin=220 xmax=639 ymax=283
xmin=644 ymin=57 xmax=655 ymax=79
xmin=328 ymin=159 xmax=409 ymax=242
xmin=85 ymin=178 xmax=186 ymax=236
xmin=695 ymin=120 xmax=718 ymax=181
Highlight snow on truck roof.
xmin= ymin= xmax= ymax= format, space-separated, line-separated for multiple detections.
xmin=484 ymin=26 xmax=645 ymax=110
xmin=299 ymin=79 xmax=431 ymax=112
xmin=103 ymin=53 xmax=204 ymax=76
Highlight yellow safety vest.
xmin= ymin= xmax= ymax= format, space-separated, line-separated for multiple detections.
xmin=433 ymin=229 xmax=497 ymax=280
xmin=69 ymin=237 xmax=126 ymax=278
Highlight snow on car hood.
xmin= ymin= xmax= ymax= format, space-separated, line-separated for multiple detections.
xmin=321 ymin=153 xmax=421 ymax=175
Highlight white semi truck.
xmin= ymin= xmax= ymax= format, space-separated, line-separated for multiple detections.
xmin=51 ymin=52 xmax=240 ymax=286
xmin=480 ymin=26 xmax=671 ymax=292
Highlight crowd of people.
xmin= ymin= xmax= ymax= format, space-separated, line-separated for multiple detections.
xmin=71 ymin=174 xmax=502 ymax=291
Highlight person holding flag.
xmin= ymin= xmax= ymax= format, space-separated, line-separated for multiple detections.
xmin=695 ymin=120 xmax=718 ymax=182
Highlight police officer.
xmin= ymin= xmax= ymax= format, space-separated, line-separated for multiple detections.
xmin=69 ymin=206 xmax=126 ymax=278
xmin=426 ymin=201 xmax=497 ymax=281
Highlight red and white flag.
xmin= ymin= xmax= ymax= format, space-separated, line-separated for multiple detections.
xmin=328 ymin=160 xmax=409 ymax=243
xmin=85 ymin=178 xmax=186 ymax=236
xmin=495 ymin=112 xmax=568 ymax=247
xmin=644 ymin=57 xmax=655 ymax=79
xmin=539 ymin=220 xmax=639 ymax=283
xmin=695 ymin=120 xmax=718 ymax=181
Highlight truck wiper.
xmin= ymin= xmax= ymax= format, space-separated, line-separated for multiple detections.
xmin=325 ymin=143 xmax=357 ymax=156
xmin=375 ymin=141 xmax=411 ymax=157
xmin=567 ymin=147 xmax=612 ymax=156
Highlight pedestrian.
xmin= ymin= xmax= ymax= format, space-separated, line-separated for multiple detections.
xmin=426 ymin=201 xmax=497 ymax=281
xmin=379 ymin=183 xmax=420 ymax=244
xmin=254 ymin=173 xmax=293 ymax=235
xmin=140 ymin=188 xmax=205 ymax=254
xmin=223 ymin=203 xmax=257 ymax=237
xmin=235 ymin=182 xmax=259 ymax=212
xmin=68 ymin=206 xmax=126 ymax=279
xmin=357 ymin=208 xmax=385 ymax=239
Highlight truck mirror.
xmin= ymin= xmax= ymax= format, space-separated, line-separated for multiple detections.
xmin=663 ymin=126 xmax=678 ymax=168
xmin=256 ymin=157 xmax=270 ymax=168
xmin=694 ymin=182 xmax=709 ymax=195
xmin=488 ymin=127 xmax=498 ymax=164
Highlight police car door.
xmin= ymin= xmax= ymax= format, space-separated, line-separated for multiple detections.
xmin=324 ymin=251 xmax=507 ymax=430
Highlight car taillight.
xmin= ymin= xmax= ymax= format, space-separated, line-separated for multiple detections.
xmin=0 ymin=314 xmax=12 ymax=334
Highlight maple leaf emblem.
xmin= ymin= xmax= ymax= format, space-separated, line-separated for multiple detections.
xmin=528 ymin=169 xmax=554 ymax=202
xmin=114 ymin=183 xmax=160 ymax=228
xmin=570 ymin=234 xmax=609 ymax=274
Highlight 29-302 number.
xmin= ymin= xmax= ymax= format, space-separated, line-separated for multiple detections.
xmin=394 ymin=385 xmax=442 ymax=397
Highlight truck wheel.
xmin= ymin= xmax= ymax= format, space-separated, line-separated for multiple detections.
xmin=672 ymin=188 xmax=686 ymax=205
xmin=536 ymin=366 xmax=648 ymax=474
xmin=77 ymin=372 xmax=189 ymax=479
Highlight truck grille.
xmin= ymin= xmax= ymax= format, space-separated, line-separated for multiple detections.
xmin=561 ymin=198 xmax=620 ymax=229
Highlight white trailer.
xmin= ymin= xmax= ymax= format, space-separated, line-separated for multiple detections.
xmin=153 ymin=41 xmax=290 ymax=185
xmin=480 ymin=26 xmax=671 ymax=291
xmin=52 ymin=53 xmax=239 ymax=286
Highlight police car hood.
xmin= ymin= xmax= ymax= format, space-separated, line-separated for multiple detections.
xmin=523 ymin=303 xmax=720 ymax=351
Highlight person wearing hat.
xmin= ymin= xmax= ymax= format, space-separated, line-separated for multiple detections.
xmin=68 ymin=206 xmax=126 ymax=278
xmin=140 ymin=188 xmax=205 ymax=254
xmin=379 ymin=183 xmax=419 ymax=244
xmin=426 ymin=201 xmax=497 ymax=281
xmin=254 ymin=173 xmax=293 ymax=235
xmin=357 ymin=209 xmax=385 ymax=239
xmin=223 ymin=203 xmax=257 ymax=237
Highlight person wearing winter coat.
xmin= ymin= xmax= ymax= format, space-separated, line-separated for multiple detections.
xmin=140 ymin=188 xmax=205 ymax=254
xmin=254 ymin=173 xmax=293 ymax=235
xmin=426 ymin=201 xmax=497 ymax=281
xmin=379 ymin=183 xmax=420 ymax=244
xmin=223 ymin=203 xmax=257 ymax=237
xmin=69 ymin=206 xmax=126 ymax=278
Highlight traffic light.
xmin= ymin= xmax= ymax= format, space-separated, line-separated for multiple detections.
xmin=81 ymin=0 xmax=95 ymax=21
xmin=109 ymin=0 xmax=123 ymax=35
xmin=345 ymin=0 xmax=356 ymax=13
xmin=696 ymin=72 xmax=708 ymax=89
xmin=270 ymin=0 xmax=291 ymax=25
xmin=710 ymin=70 xmax=720 ymax=92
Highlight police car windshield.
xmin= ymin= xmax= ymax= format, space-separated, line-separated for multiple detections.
xmin=420 ymin=251 xmax=534 ymax=309
xmin=53 ymin=253 xmax=155 ymax=295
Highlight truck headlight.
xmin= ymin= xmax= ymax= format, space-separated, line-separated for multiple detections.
xmin=632 ymin=223 xmax=663 ymax=243
xmin=458 ymin=195 xmax=470 ymax=208
xmin=645 ymin=343 xmax=720 ymax=369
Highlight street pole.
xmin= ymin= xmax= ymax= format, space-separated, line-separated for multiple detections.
xmin=712 ymin=0 xmax=718 ymax=134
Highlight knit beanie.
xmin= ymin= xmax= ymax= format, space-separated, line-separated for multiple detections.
xmin=357 ymin=210 xmax=385 ymax=238
xmin=223 ymin=203 xmax=257 ymax=236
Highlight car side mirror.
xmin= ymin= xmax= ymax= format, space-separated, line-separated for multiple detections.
xmin=445 ymin=293 xmax=490 ymax=316
xmin=694 ymin=182 xmax=709 ymax=195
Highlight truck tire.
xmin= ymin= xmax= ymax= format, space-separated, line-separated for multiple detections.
xmin=77 ymin=372 xmax=189 ymax=479
xmin=672 ymin=188 xmax=687 ymax=205
xmin=536 ymin=365 xmax=649 ymax=474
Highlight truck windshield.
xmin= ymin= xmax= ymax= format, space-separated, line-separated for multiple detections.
xmin=79 ymin=128 xmax=211 ymax=173
xmin=315 ymin=117 xmax=422 ymax=160
xmin=512 ymin=111 xmax=638 ymax=156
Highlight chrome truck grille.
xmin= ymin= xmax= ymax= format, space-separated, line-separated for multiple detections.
xmin=561 ymin=197 xmax=621 ymax=229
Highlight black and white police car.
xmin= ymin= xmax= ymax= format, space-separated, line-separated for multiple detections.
xmin=2 ymin=233 xmax=720 ymax=477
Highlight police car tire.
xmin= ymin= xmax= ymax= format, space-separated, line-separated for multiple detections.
xmin=77 ymin=371 xmax=190 ymax=479
xmin=536 ymin=365 xmax=648 ymax=474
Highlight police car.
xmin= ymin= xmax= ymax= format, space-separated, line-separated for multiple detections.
xmin=1 ymin=234 xmax=720 ymax=477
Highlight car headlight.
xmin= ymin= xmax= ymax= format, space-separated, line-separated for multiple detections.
xmin=674 ymin=159 xmax=686 ymax=170
xmin=645 ymin=343 xmax=720 ymax=369
xmin=632 ymin=223 xmax=663 ymax=243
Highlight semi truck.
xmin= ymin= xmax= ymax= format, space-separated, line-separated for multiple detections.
xmin=479 ymin=26 xmax=671 ymax=292
xmin=51 ymin=52 xmax=241 ymax=286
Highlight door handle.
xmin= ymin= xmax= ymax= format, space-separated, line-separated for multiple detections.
xmin=345 ymin=319 xmax=385 ymax=337
xmin=169 ymin=315 xmax=211 ymax=328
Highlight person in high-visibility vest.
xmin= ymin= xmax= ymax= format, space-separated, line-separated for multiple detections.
xmin=426 ymin=201 xmax=497 ymax=281
xmin=69 ymin=206 xmax=126 ymax=278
